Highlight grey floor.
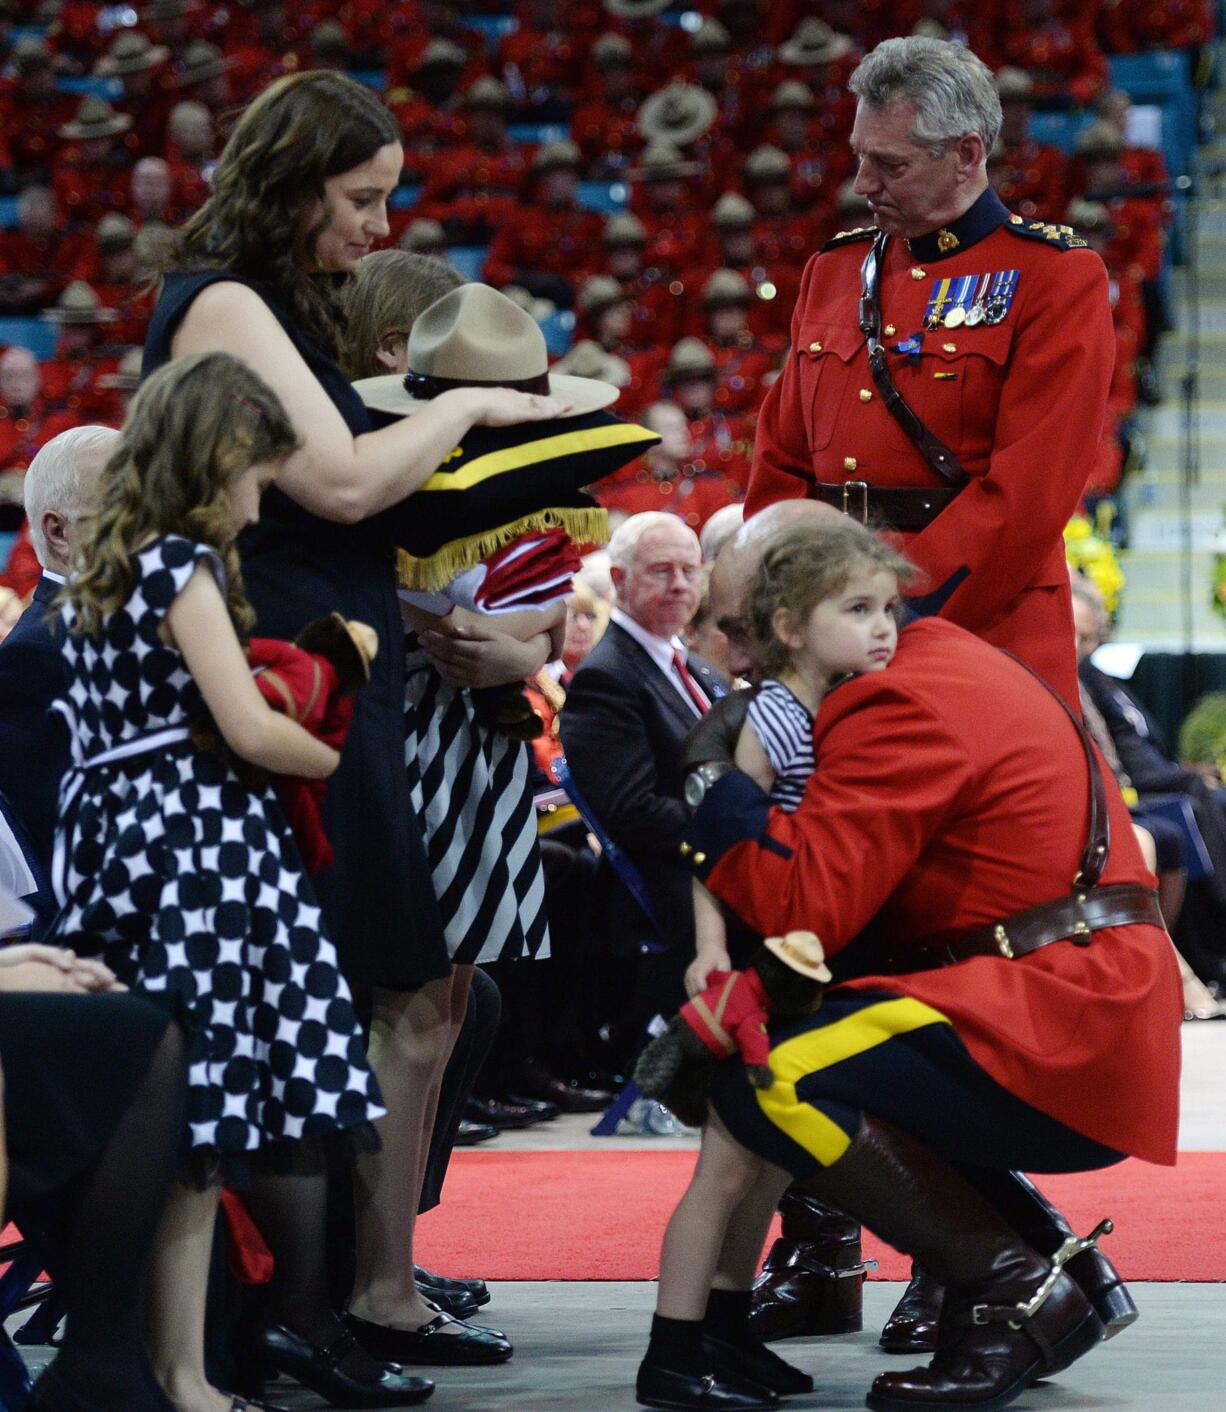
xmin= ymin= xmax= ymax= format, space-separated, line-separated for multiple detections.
xmin=11 ymin=1025 xmax=1224 ymax=1410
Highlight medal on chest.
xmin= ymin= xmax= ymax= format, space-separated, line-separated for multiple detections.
xmin=921 ymin=268 xmax=1020 ymax=332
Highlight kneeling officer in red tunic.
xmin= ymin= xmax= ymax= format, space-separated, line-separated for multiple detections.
xmin=651 ymin=585 xmax=1180 ymax=1409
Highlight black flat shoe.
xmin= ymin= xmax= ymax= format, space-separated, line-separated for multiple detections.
xmin=346 ymin=1309 xmax=514 ymax=1366
xmin=415 ymin=1263 xmax=491 ymax=1307
xmin=454 ymin=1118 xmax=500 ymax=1145
xmin=497 ymin=1094 xmax=561 ymax=1124
xmin=466 ymin=1096 xmax=556 ymax=1130
xmin=510 ymin=1059 xmax=614 ymax=1113
xmin=703 ymin=1335 xmax=814 ymax=1396
xmin=636 ymin=1361 xmax=780 ymax=1410
xmin=421 ymin=1285 xmax=479 ymax=1319
xmin=256 ymin=1323 xmax=434 ymax=1407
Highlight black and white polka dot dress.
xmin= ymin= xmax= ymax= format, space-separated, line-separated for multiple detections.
xmin=50 ymin=535 xmax=384 ymax=1172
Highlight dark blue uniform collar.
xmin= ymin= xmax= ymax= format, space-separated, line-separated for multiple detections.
xmin=905 ymin=186 xmax=1010 ymax=264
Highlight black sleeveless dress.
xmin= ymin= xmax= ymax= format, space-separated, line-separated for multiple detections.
xmin=142 ymin=271 xmax=449 ymax=990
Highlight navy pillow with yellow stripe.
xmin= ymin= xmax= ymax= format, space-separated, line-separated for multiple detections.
xmin=375 ymin=409 xmax=660 ymax=591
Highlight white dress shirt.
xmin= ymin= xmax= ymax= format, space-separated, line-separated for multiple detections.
xmin=610 ymin=607 xmax=704 ymax=718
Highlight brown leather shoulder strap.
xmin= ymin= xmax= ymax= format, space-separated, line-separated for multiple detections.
xmin=858 ymin=233 xmax=969 ymax=489
xmin=1001 ymin=651 xmax=1110 ymax=888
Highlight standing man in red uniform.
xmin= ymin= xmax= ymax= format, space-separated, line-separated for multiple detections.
xmin=748 ymin=34 xmax=1114 ymax=709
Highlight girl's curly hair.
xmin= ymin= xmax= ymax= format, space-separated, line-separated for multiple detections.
xmin=64 ymin=352 xmax=299 ymax=636
xmin=748 ymin=517 xmax=920 ymax=677
xmin=170 ymin=70 xmax=400 ymax=358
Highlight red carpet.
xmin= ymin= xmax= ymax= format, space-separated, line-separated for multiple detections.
xmin=415 ymin=1149 xmax=1225 ymax=1282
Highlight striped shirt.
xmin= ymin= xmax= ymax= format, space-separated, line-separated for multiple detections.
xmin=746 ymin=679 xmax=815 ymax=813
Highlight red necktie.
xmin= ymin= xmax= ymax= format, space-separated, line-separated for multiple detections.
xmin=672 ymin=648 xmax=710 ymax=716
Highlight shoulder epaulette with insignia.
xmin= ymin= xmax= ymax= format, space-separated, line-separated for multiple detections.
xmin=1002 ymin=213 xmax=1088 ymax=250
xmin=821 ymin=226 xmax=876 ymax=252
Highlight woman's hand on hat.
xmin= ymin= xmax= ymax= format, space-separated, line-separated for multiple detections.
xmin=448 ymin=386 xmax=572 ymax=427
xmin=420 ymin=621 xmax=552 ymax=688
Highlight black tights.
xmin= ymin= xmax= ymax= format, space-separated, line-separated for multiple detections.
xmin=38 ymin=1019 xmax=186 ymax=1411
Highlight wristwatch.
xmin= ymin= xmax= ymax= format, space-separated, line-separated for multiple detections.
xmin=684 ymin=760 xmax=734 ymax=808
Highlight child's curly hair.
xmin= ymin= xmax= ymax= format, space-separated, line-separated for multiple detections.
xmin=747 ymin=517 xmax=920 ymax=677
xmin=64 ymin=352 xmax=299 ymax=637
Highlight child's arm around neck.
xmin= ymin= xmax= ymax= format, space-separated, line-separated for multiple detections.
xmin=165 ymin=565 xmax=340 ymax=779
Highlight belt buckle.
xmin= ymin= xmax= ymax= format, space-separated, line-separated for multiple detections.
xmin=842 ymin=480 xmax=870 ymax=524
xmin=993 ymin=924 xmax=1014 ymax=959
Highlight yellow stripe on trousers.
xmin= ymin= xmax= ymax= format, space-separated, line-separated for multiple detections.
xmin=755 ymin=996 xmax=951 ymax=1167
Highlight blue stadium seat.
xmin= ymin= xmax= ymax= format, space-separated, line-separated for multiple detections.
xmin=1029 ymin=111 xmax=1091 ymax=155
xmin=538 ymin=308 xmax=575 ymax=358
xmin=507 ymin=122 xmax=570 ymax=146
xmin=577 ymin=181 xmax=629 ymax=214
xmin=388 ymin=184 xmax=423 ymax=210
xmin=346 ymin=69 xmax=387 ymax=91
xmin=447 ymin=246 xmax=488 ymax=281
xmin=0 ymin=319 xmax=57 ymax=362
xmin=55 ymin=75 xmax=121 ymax=100
xmin=461 ymin=14 xmax=518 ymax=52
xmin=0 ymin=198 xmax=18 ymax=231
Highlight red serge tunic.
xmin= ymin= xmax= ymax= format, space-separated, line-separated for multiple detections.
xmin=687 ymin=619 xmax=1181 ymax=1166
xmin=746 ymin=189 xmax=1115 ymax=706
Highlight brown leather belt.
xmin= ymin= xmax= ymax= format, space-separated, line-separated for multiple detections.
xmin=811 ymin=481 xmax=963 ymax=530
xmin=883 ymin=883 xmax=1164 ymax=974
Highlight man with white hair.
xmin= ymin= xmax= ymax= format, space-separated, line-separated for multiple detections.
xmin=560 ymin=512 xmax=728 ymax=1051
xmin=747 ymin=33 xmax=1114 ymax=710
xmin=0 ymin=425 xmax=115 ymax=869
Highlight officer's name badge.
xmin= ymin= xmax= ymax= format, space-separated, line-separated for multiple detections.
xmin=924 ymin=269 xmax=1020 ymax=329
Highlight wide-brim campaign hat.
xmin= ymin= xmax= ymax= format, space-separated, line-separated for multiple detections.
xmin=764 ymin=931 xmax=832 ymax=984
xmin=42 ymin=281 xmax=119 ymax=325
xmin=354 ymin=285 xmax=660 ymax=592
xmin=638 ymin=83 xmax=718 ymax=147
xmin=172 ymin=41 xmax=235 ymax=87
xmin=353 ymin=283 xmax=622 ymax=419
xmin=626 ymin=141 xmax=704 ymax=182
xmin=605 ymin=0 xmax=670 ymax=18
xmin=59 ymin=97 xmax=134 ymax=140
xmin=778 ymin=18 xmax=853 ymax=67
xmin=95 ymin=32 xmax=171 ymax=75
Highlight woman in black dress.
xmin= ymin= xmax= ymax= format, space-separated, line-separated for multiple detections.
xmin=0 ymin=942 xmax=186 ymax=1411
xmin=142 ymin=71 xmax=564 ymax=1401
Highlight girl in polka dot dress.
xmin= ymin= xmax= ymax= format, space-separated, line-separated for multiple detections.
xmin=50 ymin=353 xmax=394 ymax=1412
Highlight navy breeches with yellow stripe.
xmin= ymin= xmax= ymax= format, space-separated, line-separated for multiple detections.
xmin=709 ymin=990 xmax=1123 ymax=1179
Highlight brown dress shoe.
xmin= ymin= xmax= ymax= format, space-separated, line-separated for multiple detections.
xmin=867 ymin=1257 xmax=1103 ymax=1409
xmin=879 ymin=1263 xmax=945 ymax=1353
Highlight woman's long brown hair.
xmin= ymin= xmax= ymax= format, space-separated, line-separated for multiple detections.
xmin=65 ymin=352 xmax=299 ymax=637
xmin=172 ymin=70 xmax=400 ymax=357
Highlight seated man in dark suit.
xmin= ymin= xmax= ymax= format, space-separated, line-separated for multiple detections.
xmin=1072 ymin=574 xmax=1226 ymax=989
xmin=560 ymin=512 xmax=727 ymax=1053
xmin=0 ymin=425 xmax=115 ymax=882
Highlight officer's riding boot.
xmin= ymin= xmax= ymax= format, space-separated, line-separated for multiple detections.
xmin=748 ymin=1188 xmax=872 ymax=1341
xmin=879 ymin=1168 xmax=1134 ymax=1356
xmin=878 ymin=1262 xmax=946 ymax=1353
xmin=797 ymin=1116 xmax=1104 ymax=1411
xmin=960 ymin=1168 xmax=1138 ymax=1340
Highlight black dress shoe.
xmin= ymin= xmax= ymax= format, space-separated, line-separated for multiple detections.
xmin=454 ymin=1118 xmax=499 ymax=1145
xmin=466 ymin=1095 xmax=557 ymax=1130
xmin=510 ymin=1059 xmax=614 ymax=1113
xmin=420 ymin=1285 xmax=479 ymax=1319
xmin=415 ymin=1264 xmax=491 ymax=1307
xmin=703 ymin=1335 xmax=813 ymax=1396
xmin=346 ymin=1310 xmax=513 ymax=1367
xmin=635 ymin=1361 xmax=780 ymax=1410
xmin=499 ymin=1093 xmax=561 ymax=1123
xmin=256 ymin=1323 xmax=434 ymax=1407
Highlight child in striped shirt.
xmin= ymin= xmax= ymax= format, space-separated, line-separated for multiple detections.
xmin=686 ymin=517 xmax=915 ymax=996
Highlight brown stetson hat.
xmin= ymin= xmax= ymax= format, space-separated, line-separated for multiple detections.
xmin=552 ymin=339 xmax=631 ymax=388
xmin=764 ymin=931 xmax=832 ymax=983
xmin=665 ymin=337 xmax=716 ymax=381
xmin=96 ymin=212 xmax=137 ymax=248
xmin=603 ymin=212 xmax=647 ymax=246
xmin=578 ymin=276 xmax=627 ymax=318
xmin=58 ymin=96 xmax=133 ymax=140
xmin=702 ymin=269 xmax=751 ymax=308
xmin=627 ymin=142 xmax=703 ymax=182
xmin=97 ymin=347 xmax=144 ymax=390
xmin=778 ymin=17 xmax=853 ymax=68
xmin=995 ymin=66 xmax=1034 ymax=101
xmin=604 ymin=0 xmax=669 ymax=18
xmin=1074 ymin=120 xmax=1124 ymax=161
xmin=172 ymin=40 xmax=234 ymax=88
xmin=464 ymin=76 xmax=509 ymax=110
xmin=42 ymin=281 xmax=119 ymax=325
xmin=712 ymin=191 xmax=754 ymax=228
xmin=95 ymin=31 xmax=171 ymax=76
xmin=401 ymin=218 xmax=446 ymax=252
xmin=637 ymin=83 xmax=718 ymax=147
xmin=591 ymin=32 xmax=633 ymax=70
xmin=770 ymin=80 xmax=815 ymax=112
xmin=353 ymin=284 xmax=620 ymax=418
